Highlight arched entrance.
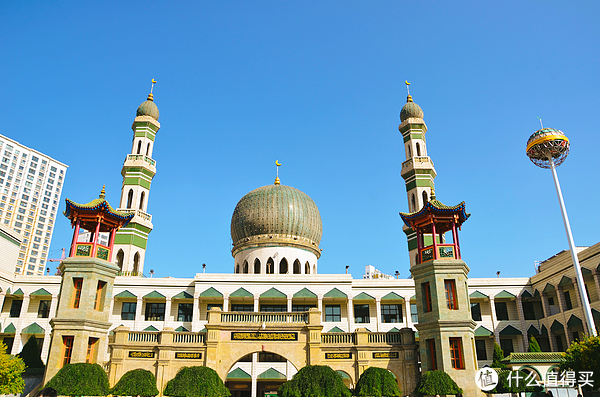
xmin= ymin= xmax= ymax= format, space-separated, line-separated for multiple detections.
xmin=225 ymin=351 xmax=298 ymax=397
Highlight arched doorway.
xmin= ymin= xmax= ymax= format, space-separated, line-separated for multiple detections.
xmin=226 ymin=351 xmax=297 ymax=397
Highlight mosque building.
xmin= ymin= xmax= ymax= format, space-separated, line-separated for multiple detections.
xmin=0 ymin=87 xmax=598 ymax=397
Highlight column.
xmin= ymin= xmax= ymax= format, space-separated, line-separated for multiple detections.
xmin=13 ymin=295 xmax=31 ymax=354
xmin=251 ymin=352 xmax=258 ymax=397
xmin=287 ymin=296 xmax=292 ymax=312
xmin=347 ymin=298 xmax=353 ymax=332
xmin=404 ymin=297 xmax=412 ymax=328
xmin=191 ymin=293 xmax=199 ymax=332
xmin=556 ymin=287 xmax=572 ymax=345
xmin=317 ymin=295 xmax=323 ymax=312
xmin=135 ymin=297 xmax=143 ymax=330
xmin=223 ymin=294 xmax=229 ymax=312
xmin=375 ymin=298 xmax=381 ymax=332
xmin=253 ymin=295 xmax=259 ymax=312
xmin=489 ymin=297 xmax=500 ymax=344
xmin=516 ymin=296 xmax=529 ymax=352
xmin=164 ymin=297 xmax=172 ymax=328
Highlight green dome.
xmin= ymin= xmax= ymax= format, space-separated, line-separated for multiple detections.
xmin=136 ymin=94 xmax=159 ymax=120
xmin=231 ymin=184 xmax=322 ymax=255
xmin=400 ymin=95 xmax=423 ymax=122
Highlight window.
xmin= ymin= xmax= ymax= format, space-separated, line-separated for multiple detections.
xmin=500 ymin=338 xmax=514 ymax=355
xmin=292 ymin=305 xmax=316 ymax=312
xmin=37 ymin=300 xmax=50 ymax=318
xmin=9 ymin=300 xmax=23 ymax=317
xmin=126 ymin=189 xmax=133 ymax=209
xmin=522 ymin=301 xmax=536 ymax=320
xmin=72 ymin=278 xmax=83 ymax=308
xmin=253 ymin=259 xmax=261 ymax=274
xmin=548 ymin=297 xmax=555 ymax=306
xmin=232 ymin=304 xmax=254 ymax=312
xmin=139 ymin=191 xmax=145 ymax=211
xmin=86 ymin=338 xmax=98 ymax=363
xmin=564 ymin=291 xmax=573 ymax=310
xmin=426 ymin=339 xmax=437 ymax=370
xmin=555 ymin=335 xmax=564 ymax=351
xmin=62 ymin=336 xmax=74 ymax=367
xmin=422 ymin=282 xmax=432 ymax=312
xmin=325 ymin=305 xmax=341 ymax=322
xmin=145 ymin=303 xmax=165 ymax=321
xmin=259 ymin=352 xmax=286 ymax=362
xmin=121 ymin=302 xmax=137 ymax=320
xmin=354 ymin=304 xmax=370 ymax=323
xmin=293 ymin=259 xmax=301 ymax=274
xmin=178 ymin=303 xmax=193 ymax=322
xmin=411 ymin=303 xmax=419 ymax=323
xmin=260 ymin=305 xmax=286 ymax=312
xmin=449 ymin=337 xmax=465 ymax=369
xmin=445 ymin=280 xmax=458 ymax=310
xmin=475 ymin=339 xmax=487 ymax=360
xmin=3 ymin=337 xmax=14 ymax=354
xmin=572 ymin=331 xmax=579 ymax=342
xmin=94 ymin=281 xmax=106 ymax=311
xmin=279 ymin=258 xmax=288 ymax=274
xmin=266 ymin=258 xmax=274 ymax=274
xmin=471 ymin=302 xmax=482 ymax=321
xmin=494 ymin=301 xmax=509 ymax=321
xmin=381 ymin=304 xmax=402 ymax=323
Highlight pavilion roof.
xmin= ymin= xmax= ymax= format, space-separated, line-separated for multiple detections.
xmin=64 ymin=187 xmax=134 ymax=228
xmin=399 ymin=197 xmax=470 ymax=229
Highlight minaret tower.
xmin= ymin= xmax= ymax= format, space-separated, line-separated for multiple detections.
xmin=113 ymin=82 xmax=160 ymax=275
xmin=398 ymin=82 xmax=437 ymax=267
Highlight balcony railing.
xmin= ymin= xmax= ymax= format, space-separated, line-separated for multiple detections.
xmin=368 ymin=332 xmax=402 ymax=344
xmin=74 ymin=243 xmax=111 ymax=261
xmin=321 ymin=333 xmax=355 ymax=344
xmin=173 ymin=332 xmax=205 ymax=344
xmin=221 ymin=312 xmax=308 ymax=324
xmin=128 ymin=331 xmax=160 ymax=343
xmin=401 ymin=156 xmax=433 ymax=170
xmin=126 ymin=154 xmax=156 ymax=167
xmin=420 ymin=244 xmax=455 ymax=262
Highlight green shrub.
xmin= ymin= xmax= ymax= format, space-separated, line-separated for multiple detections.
xmin=413 ymin=370 xmax=462 ymax=397
xmin=278 ymin=365 xmax=351 ymax=397
xmin=528 ymin=336 xmax=542 ymax=352
xmin=491 ymin=343 xmax=506 ymax=369
xmin=111 ymin=369 xmax=159 ymax=397
xmin=44 ymin=363 xmax=109 ymax=396
xmin=17 ymin=336 xmax=44 ymax=369
xmin=355 ymin=367 xmax=401 ymax=397
xmin=0 ymin=342 xmax=25 ymax=395
xmin=163 ymin=366 xmax=230 ymax=397
xmin=491 ymin=370 xmax=542 ymax=394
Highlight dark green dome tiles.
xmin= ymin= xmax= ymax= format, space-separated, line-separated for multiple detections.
xmin=231 ymin=184 xmax=322 ymax=256
xmin=400 ymin=95 xmax=424 ymax=122
xmin=136 ymin=93 xmax=159 ymax=120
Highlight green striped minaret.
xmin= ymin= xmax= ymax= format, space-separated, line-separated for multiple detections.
xmin=398 ymin=93 xmax=437 ymax=268
xmin=112 ymin=91 xmax=160 ymax=276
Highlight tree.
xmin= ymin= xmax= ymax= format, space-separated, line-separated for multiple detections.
xmin=0 ymin=342 xmax=25 ymax=395
xmin=111 ymin=369 xmax=159 ymax=397
xmin=17 ymin=336 xmax=45 ymax=369
xmin=278 ymin=365 xmax=351 ymax=397
xmin=490 ymin=370 xmax=542 ymax=394
xmin=355 ymin=367 xmax=401 ymax=397
xmin=491 ymin=342 xmax=506 ymax=369
xmin=163 ymin=366 xmax=230 ymax=397
xmin=528 ymin=336 xmax=542 ymax=352
xmin=44 ymin=363 xmax=109 ymax=396
xmin=413 ymin=370 xmax=462 ymax=397
xmin=560 ymin=334 xmax=600 ymax=391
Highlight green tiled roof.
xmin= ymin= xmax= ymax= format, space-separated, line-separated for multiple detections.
xmin=260 ymin=288 xmax=286 ymax=298
xmin=227 ymin=368 xmax=251 ymax=380
xmin=399 ymin=199 xmax=470 ymax=228
xmin=12 ymin=289 xmax=23 ymax=296
xmin=543 ymin=283 xmax=555 ymax=293
xmin=501 ymin=352 xmax=564 ymax=364
xmin=381 ymin=292 xmax=403 ymax=301
xmin=327 ymin=327 xmax=344 ymax=333
xmin=324 ymin=288 xmax=347 ymax=299
xmin=410 ymin=295 xmax=416 ymax=301
xmin=582 ymin=267 xmax=592 ymax=276
xmin=499 ymin=325 xmax=522 ymax=336
xmin=258 ymin=368 xmax=286 ymax=380
xmin=200 ymin=287 xmax=223 ymax=298
xmin=172 ymin=291 xmax=193 ymax=299
xmin=559 ymin=276 xmax=572 ymax=286
xmin=474 ymin=326 xmax=493 ymax=337
xmin=293 ymin=288 xmax=317 ymax=299
xmin=3 ymin=323 xmax=15 ymax=334
xmin=64 ymin=190 xmax=134 ymax=226
xmin=520 ymin=290 xmax=533 ymax=299
xmin=336 ymin=370 xmax=350 ymax=379
xmin=144 ymin=291 xmax=165 ymax=299
xmin=470 ymin=291 xmax=488 ymax=299
xmin=550 ymin=320 xmax=563 ymax=332
xmin=30 ymin=288 xmax=51 ymax=296
xmin=5 ymin=288 xmax=10 ymax=295
xmin=388 ymin=327 xmax=400 ymax=333
xmin=353 ymin=292 xmax=374 ymax=301
xmin=199 ymin=328 xmax=207 ymax=333
xmin=22 ymin=323 xmax=45 ymax=334
xmin=143 ymin=325 xmax=159 ymax=332
xmin=230 ymin=288 xmax=252 ymax=298
xmin=115 ymin=290 xmax=136 ymax=299
xmin=567 ymin=315 xmax=582 ymax=328
xmin=174 ymin=326 xmax=189 ymax=332
xmin=495 ymin=290 xmax=516 ymax=299
xmin=527 ymin=325 xmax=540 ymax=336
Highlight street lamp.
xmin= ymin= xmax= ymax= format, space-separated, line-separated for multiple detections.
xmin=526 ymin=127 xmax=597 ymax=336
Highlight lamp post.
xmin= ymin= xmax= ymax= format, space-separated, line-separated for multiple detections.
xmin=526 ymin=127 xmax=597 ymax=336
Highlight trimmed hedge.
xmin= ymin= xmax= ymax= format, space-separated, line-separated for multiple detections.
xmin=17 ymin=336 xmax=44 ymax=369
xmin=111 ymin=369 xmax=159 ymax=397
xmin=44 ymin=363 xmax=109 ymax=396
xmin=278 ymin=365 xmax=351 ymax=397
xmin=413 ymin=370 xmax=462 ymax=397
xmin=355 ymin=367 xmax=401 ymax=397
xmin=163 ymin=366 xmax=230 ymax=397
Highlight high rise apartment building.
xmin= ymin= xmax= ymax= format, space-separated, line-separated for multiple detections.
xmin=0 ymin=134 xmax=67 ymax=275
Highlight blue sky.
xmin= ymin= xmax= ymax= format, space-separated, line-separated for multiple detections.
xmin=1 ymin=1 xmax=599 ymax=278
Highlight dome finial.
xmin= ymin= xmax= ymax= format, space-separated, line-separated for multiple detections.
xmin=430 ymin=187 xmax=436 ymax=200
xmin=275 ymin=160 xmax=281 ymax=185
xmin=99 ymin=185 xmax=106 ymax=199
xmin=405 ymin=80 xmax=413 ymax=102
xmin=148 ymin=79 xmax=157 ymax=101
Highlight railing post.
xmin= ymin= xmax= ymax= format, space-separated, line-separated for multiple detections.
xmin=114 ymin=325 xmax=130 ymax=344
xmin=355 ymin=327 xmax=368 ymax=346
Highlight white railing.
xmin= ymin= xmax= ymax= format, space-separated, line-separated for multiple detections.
xmin=221 ymin=312 xmax=308 ymax=324
xmin=321 ymin=333 xmax=355 ymax=344
xmin=128 ymin=331 xmax=159 ymax=343
xmin=126 ymin=154 xmax=156 ymax=167
xmin=401 ymin=156 xmax=433 ymax=169
xmin=173 ymin=332 xmax=205 ymax=344
xmin=368 ymin=332 xmax=402 ymax=344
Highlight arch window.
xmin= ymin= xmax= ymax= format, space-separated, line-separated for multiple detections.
xmin=293 ymin=259 xmax=301 ymax=274
xmin=279 ymin=258 xmax=288 ymax=274
xmin=116 ymin=250 xmax=124 ymax=272
xmin=254 ymin=258 xmax=261 ymax=274
xmin=137 ymin=141 xmax=142 ymax=154
xmin=133 ymin=252 xmax=140 ymax=275
xmin=266 ymin=258 xmax=274 ymax=274
xmin=407 ymin=145 xmax=412 ymax=158
xmin=139 ymin=191 xmax=145 ymax=210
xmin=305 ymin=262 xmax=310 ymax=274
xmin=146 ymin=143 xmax=151 ymax=156
xmin=127 ymin=189 xmax=134 ymax=209
xmin=411 ymin=194 xmax=416 ymax=212
xmin=235 ymin=264 xmax=240 ymax=274
xmin=243 ymin=260 xmax=248 ymax=274
xmin=422 ymin=190 xmax=428 ymax=204
xmin=312 ymin=264 xmax=317 ymax=274
xmin=416 ymin=142 xmax=421 ymax=156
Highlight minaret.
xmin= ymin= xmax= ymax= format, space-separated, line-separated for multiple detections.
xmin=113 ymin=82 xmax=160 ymax=276
xmin=399 ymin=82 xmax=437 ymax=268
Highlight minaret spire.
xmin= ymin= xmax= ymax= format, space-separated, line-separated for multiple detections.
xmin=275 ymin=160 xmax=281 ymax=185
